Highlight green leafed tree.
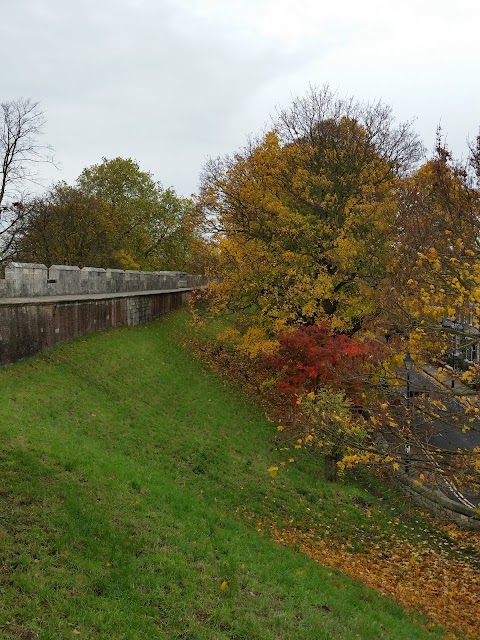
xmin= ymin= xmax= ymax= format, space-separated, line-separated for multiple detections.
xmin=77 ymin=157 xmax=193 ymax=270
xmin=17 ymin=157 xmax=195 ymax=271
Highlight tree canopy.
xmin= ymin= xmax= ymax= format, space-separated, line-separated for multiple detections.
xmin=195 ymin=87 xmax=480 ymax=492
xmin=16 ymin=183 xmax=116 ymax=268
xmin=198 ymin=86 xmax=423 ymax=342
xmin=17 ymin=157 xmax=195 ymax=271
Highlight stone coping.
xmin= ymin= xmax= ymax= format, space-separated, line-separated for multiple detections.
xmin=0 ymin=288 xmax=197 ymax=306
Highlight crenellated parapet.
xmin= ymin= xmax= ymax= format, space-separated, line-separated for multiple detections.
xmin=0 ymin=262 xmax=208 ymax=365
xmin=0 ymin=263 xmax=206 ymax=298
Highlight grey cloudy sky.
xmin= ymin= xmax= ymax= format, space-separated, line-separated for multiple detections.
xmin=1 ymin=0 xmax=479 ymax=197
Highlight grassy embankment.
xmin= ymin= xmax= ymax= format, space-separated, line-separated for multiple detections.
xmin=0 ymin=311 xmax=474 ymax=639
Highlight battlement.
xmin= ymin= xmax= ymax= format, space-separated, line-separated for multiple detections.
xmin=0 ymin=263 xmax=204 ymax=298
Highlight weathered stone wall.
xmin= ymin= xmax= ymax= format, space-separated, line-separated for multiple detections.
xmin=395 ymin=472 xmax=480 ymax=531
xmin=0 ymin=291 xmax=190 ymax=365
xmin=0 ymin=262 xmax=206 ymax=365
xmin=0 ymin=262 xmax=204 ymax=297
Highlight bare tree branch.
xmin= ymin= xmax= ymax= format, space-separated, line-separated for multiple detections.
xmin=0 ymin=98 xmax=53 ymax=262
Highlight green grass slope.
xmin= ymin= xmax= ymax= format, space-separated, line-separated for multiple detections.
xmin=0 ymin=312 xmax=449 ymax=639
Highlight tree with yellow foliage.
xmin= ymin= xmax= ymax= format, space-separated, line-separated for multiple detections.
xmin=197 ymin=86 xmax=423 ymax=348
xmin=197 ymin=88 xmax=480 ymax=495
xmin=382 ymin=130 xmax=480 ymax=366
xmin=372 ymin=131 xmax=480 ymax=493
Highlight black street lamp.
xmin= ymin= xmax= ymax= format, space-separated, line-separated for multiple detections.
xmin=403 ymin=351 xmax=415 ymax=474
xmin=403 ymin=350 xmax=414 ymax=374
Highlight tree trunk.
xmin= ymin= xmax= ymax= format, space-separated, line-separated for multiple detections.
xmin=324 ymin=450 xmax=341 ymax=482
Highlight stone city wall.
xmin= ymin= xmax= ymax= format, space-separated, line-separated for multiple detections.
xmin=0 ymin=262 xmax=204 ymax=297
xmin=0 ymin=262 xmax=207 ymax=365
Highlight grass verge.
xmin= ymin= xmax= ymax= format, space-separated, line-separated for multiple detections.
xmin=0 ymin=311 xmax=472 ymax=639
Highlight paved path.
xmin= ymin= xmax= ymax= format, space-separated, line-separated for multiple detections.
xmin=410 ymin=367 xmax=480 ymax=508
xmin=0 ymin=288 xmax=196 ymax=306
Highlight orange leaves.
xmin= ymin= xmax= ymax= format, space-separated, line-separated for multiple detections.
xmin=271 ymin=525 xmax=480 ymax=639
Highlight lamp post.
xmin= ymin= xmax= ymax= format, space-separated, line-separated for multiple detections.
xmin=403 ymin=351 xmax=414 ymax=474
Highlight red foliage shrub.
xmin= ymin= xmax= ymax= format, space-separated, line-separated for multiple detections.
xmin=265 ymin=322 xmax=375 ymax=403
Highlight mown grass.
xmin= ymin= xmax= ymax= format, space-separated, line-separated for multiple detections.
xmin=0 ymin=311 xmax=454 ymax=639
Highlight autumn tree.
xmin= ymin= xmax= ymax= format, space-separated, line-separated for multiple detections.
xmin=195 ymin=86 xmax=425 ymax=475
xmin=380 ymin=130 xmax=480 ymax=365
xmin=16 ymin=183 xmax=117 ymax=267
xmin=264 ymin=323 xmax=381 ymax=480
xmin=197 ymin=86 xmax=423 ymax=349
xmin=77 ymin=157 xmax=193 ymax=270
xmin=0 ymin=99 xmax=52 ymax=262
xmin=368 ymin=131 xmax=480 ymax=494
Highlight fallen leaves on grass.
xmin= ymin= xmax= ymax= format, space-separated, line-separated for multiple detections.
xmin=270 ymin=525 xmax=480 ymax=639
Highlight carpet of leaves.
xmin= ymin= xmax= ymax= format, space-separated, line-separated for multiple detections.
xmin=264 ymin=519 xmax=480 ymax=639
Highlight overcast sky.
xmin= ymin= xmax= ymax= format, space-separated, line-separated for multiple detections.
xmin=1 ymin=0 xmax=479 ymax=197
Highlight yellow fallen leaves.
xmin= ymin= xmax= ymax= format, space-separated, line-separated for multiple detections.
xmin=268 ymin=457 xmax=297 ymax=476
xmin=220 ymin=580 xmax=228 ymax=591
xmin=271 ymin=526 xmax=480 ymax=639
